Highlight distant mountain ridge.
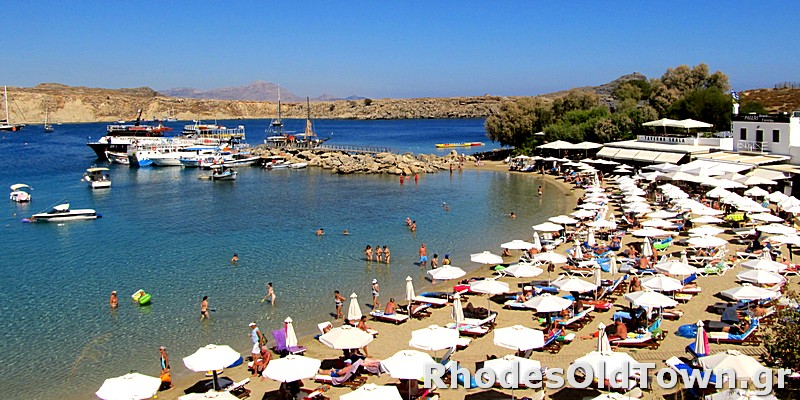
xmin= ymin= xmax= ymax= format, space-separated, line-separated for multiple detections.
xmin=158 ymin=80 xmax=363 ymax=102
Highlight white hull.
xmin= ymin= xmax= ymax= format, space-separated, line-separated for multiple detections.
xmin=31 ymin=205 xmax=98 ymax=222
xmin=89 ymin=180 xmax=112 ymax=189
xmin=150 ymin=156 xmax=184 ymax=167
xmin=105 ymin=151 xmax=130 ymax=165
xmin=10 ymin=190 xmax=31 ymax=202
xmin=289 ymin=163 xmax=308 ymax=169
xmin=223 ymin=156 xmax=260 ymax=167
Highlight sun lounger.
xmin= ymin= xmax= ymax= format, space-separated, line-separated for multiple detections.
xmin=315 ymin=359 xmax=365 ymax=387
xmin=224 ymin=378 xmax=251 ymax=399
xmin=611 ymin=335 xmax=660 ymax=349
xmin=412 ymin=295 xmax=448 ymax=307
xmin=447 ymin=314 xmax=497 ymax=337
xmin=708 ymin=322 xmax=761 ymax=345
xmin=665 ymin=357 xmax=717 ymax=386
xmin=536 ymin=329 xmax=565 ymax=354
xmin=662 ymin=309 xmax=684 ymax=321
xmin=272 ymin=329 xmax=307 ymax=356
xmin=401 ymin=303 xmax=432 ymax=319
xmin=561 ymin=265 xmax=594 ymax=277
xmin=557 ymin=306 xmax=594 ymax=330
xmin=369 ymin=311 xmax=409 ymax=325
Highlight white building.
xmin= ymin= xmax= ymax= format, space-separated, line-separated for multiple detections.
xmin=732 ymin=111 xmax=800 ymax=163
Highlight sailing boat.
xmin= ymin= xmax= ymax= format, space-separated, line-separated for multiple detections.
xmin=297 ymin=97 xmax=328 ymax=147
xmin=43 ymin=109 xmax=54 ymax=133
xmin=265 ymin=87 xmax=290 ymax=145
xmin=0 ymin=86 xmax=25 ymax=132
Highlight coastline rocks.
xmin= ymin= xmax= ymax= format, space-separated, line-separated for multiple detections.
xmin=253 ymin=146 xmax=475 ymax=175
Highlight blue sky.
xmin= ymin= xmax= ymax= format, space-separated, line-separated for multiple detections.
xmin=2 ymin=1 xmax=796 ymax=98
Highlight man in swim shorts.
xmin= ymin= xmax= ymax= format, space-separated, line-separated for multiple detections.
xmin=371 ymin=279 xmax=380 ymax=309
xmin=419 ymin=243 xmax=428 ymax=267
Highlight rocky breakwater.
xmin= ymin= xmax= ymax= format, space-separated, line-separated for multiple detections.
xmin=252 ymin=146 xmax=474 ymax=175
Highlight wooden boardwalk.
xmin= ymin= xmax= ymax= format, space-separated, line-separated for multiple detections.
xmin=263 ymin=142 xmax=397 ymax=154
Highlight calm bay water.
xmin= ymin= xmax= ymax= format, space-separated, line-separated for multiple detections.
xmin=0 ymin=119 xmax=569 ymax=400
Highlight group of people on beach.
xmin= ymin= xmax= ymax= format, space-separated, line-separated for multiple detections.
xmin=364 ymin=245 xmax=391 ymax=263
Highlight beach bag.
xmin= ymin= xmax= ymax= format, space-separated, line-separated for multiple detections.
xmin=676 ymin=324 xmax=698 ymax=338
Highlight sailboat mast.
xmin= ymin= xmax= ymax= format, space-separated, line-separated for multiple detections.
xmin=277 ymin=87 xmax=282 ymax=135
xmin=3 ymin=86 xmax=9 ymax=123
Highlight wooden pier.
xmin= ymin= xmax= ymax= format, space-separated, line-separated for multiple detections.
xmin=262 ymin=142 xmax=397 ymax=155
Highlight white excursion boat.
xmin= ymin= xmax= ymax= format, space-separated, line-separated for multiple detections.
xmin=29 ymin=203 xmax=98 ymax=222
xmin=9 ymin=183 xmax=32 ymax=202
xmin=105 ymin=151 xmax=130 ymax=165
xmin=84 ymin=167 xmax=111 ymax=189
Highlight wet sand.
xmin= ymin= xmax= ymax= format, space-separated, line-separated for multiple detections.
xmin=157 ymin=161 xmax=794 ymax=400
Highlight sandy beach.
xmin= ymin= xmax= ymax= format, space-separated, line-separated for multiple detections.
xmin=156 ymin=160 xmax=796 ymax=400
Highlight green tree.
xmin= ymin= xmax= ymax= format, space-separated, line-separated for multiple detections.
xmin=551 ymin=90 xmax=599 ymax=120
xmin=739 ymin=101 xmax=767 ymax=114
xmin=485 ymin=98 xmax=553 ymax=147
xmin=763 ymin=291 xmax=800 ymax=373
xmin=613 ymin=81 xmax=650 ymax=102
xmin=668 ymin=88 xmax=732 ymax=131
xmin=363 ymin=98 xmax=373 ymax=106
xmin=649 ymin=63 xmax=729 ymax=116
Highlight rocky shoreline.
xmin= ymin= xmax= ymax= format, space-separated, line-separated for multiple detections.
xmin=251 ymin=145 xmax=477 ymax=175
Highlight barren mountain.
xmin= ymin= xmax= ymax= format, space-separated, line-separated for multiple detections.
xmin=158 ymin=81 xmax=361 ymax=102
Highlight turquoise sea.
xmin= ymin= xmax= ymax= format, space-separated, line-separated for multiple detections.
xmin=0 ymin=119 xmax=570 ymax=400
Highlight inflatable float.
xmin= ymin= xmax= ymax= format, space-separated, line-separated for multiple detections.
xmin=131 ymin=289 xmax=152 ymax=306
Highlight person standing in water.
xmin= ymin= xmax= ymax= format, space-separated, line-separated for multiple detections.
xmin=364 ymin=245 xmax=373 ymax=261
xmin=109 ymin=291 xmax=118 ymax=309
xmin=383 ymin=245 xmax=391 ymax=264
xmin=200 ymin=296 xmax=210 ymax=320
xmin=263 ymin=282 xmax=276 ymax=305
xmin=231 ymin=253 xmax=239 ymax=263
xmin=419 ymin=243 xmax=428 ymax=267
xmin=538 ymin=186 xmax=543 ymax=196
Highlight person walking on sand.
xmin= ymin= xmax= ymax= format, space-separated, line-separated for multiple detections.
xmin=371 ymin=279 xmax=380 ymax=309
xmin=334 ymin=290 xmax=346 ymax=319
xmin=383 ymin=245 xmax=391 ymax=263
xmin=419 ymin=243 xmax=428 ymax=267
xmin=159 ymin=346 xmax=172 ymax=390
xmin=200 ymin=296 xmax=210 ymax=320
xmin=249 ymin=322 xmax=265 ymax=364
xmin=109 ymin=291 xmax=118 ymax=309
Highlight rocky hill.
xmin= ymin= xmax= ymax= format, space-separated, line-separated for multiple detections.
xmin=4 ymin=75 xmax=797 ymax=124
xmin=158 ymin=80 xmax=362 ymax=103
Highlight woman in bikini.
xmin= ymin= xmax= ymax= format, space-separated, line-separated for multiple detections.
xmin=383 ymin=245 xmax=390 ymax=263
xmin=334 ymin=290 xmax=345 ymax=319
xmin=364 ymin=245 xmax=373 ymax=261
xmin=375 ymin=245 xmax=384 ymax=263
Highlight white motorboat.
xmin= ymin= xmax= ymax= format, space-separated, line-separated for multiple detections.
xmin=289 ymin=162 xmax=308 ymax=169
xmin=84 ymin=167 xmax=111 ymax=189
xmin=105 ymin=151 xmax=130 ymax=165
xmin=150 ymin=145 xmax=220 ymax=167
xmin=29 ymin=203 xmax=98 ymax=222
xmin=263 ymin=156 xmax=291 ymax=170
xmin=9 ymin=183 xmax=32 ymax=202
xmin=223 ymin=154 xmax=261 ymax=167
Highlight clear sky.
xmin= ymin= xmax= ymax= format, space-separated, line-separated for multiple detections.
xmin=2 ymin=1 xmax=796 ymax=98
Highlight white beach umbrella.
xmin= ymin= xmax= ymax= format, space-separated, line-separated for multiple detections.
xmin=609 ymin=256 xmax=618 ymax=275
xmin=692 ymin=215 xmax=725 ymax=224
xmin=262 ymin=354 xmax=321 ymax=382
xmin=572 ymin=209 xmax=597 ymax=219
xmin=580 ymin=202 xmax=603 ymax=210
xmin=706 ymin=187 xmax=732 ymax=199
xmin=779 ymin=196 xmax=800 ymax=210
xmin=721 ymin=192 xmax=745 ymax=205
xmin=654 ymin=260 xmax=697 ymax=276
xmin=757 ymin=223 xmax=796 ymax=235
xmin=699 ymin=350 xmax=770 ymax=383
xmin=744 ymin=186 xmax=770 ymax=197
xmin=532 ymin=222 xmax=563 ymax=232
xmin=736 ymin=270 xmax=786 ymax=285
xmin=494 ymin=325 xmax=546 ymax=351
xmin=341 ymin=384 xmax=403 ymax=400
xmin=641 ymin=275 xmax=684 ymax=292
xmin=573 ymin=240 xmax=584 ymax=260
xmin=641 ymin=218 xmax=678 ymax=229
xmin=739 ymin=175 xmax=778 ymax=186
xmin=624 ymin=195 xmax=649 ymax=203
xmin=631 ymin=227 xmax=674 ymax=237
xmin=178 ymin=392 xmax=239 ymax=400
xmin=451 ymin=293 xmax=465 ymax=324
xmin=767 ymin=191 xmax=789 ymax=203
xmin=347 ymin=293 xmax=362 ymax=323
xmin=692 ymin=207 xmax=725 ymax=216
xmin=689 ymin=225 xmax=725 ymax=236
xmin=694 ymin=320 xmax=709 ymax=358
xmin=641 ymin=236 xmax=653 ymax=258
xmin=483 ymin=355 xmax=543 ymax=387
xmin=719 ymin=286 xmax=781 ymax=301
xmin=552 ymin=277 xmax=598 ymax=293
xmin=522 ymin=293 xmax=573 ymax=313
xmin=405 ymin=276 xmax=416 ymax=303
xmin=470 ymin=251 xmax=504 ymax=265
xmin=596 ymin=323 xmax=612 ymax=354
xmin=470 ymin=279 xmax=510 ymax=295
xmin=427 ymin=265 xmax=466 ymax=281
xmin=381 ymin=350 xmax=436 ymax=380
xmin=587 ymin=229 xmax=596 ymax=247
xmin=533 ymin=252 xmax=568 ymax=264
xmin=549 ymin=215 xmax=579 ymax=225
xmin=688 ymin=235 xmax=728 ymax=248
xmin=741 ymin=259 xmax=787 ymax=273
xmin=646 ymin=210 xmax=678 ymax=219
xmin=501 ymin=239 xmax=535 ymax=250
xmin=623 ymin=291 xmax=678 ymax=308
xmin=503 ymin=262 xmax=544 ymax=278
xmin=285 ymin=317 xmax=298 ymax=348
xmin=769 ymin=235 xmax=800 ymax=246
xmin=573 ymin=351 xmax=642 ymax=386
xmin=532 ymin=231 xmax=542 ymax=250
xmin=96 ymin=373 xmax=161 ymax=400
xmin=409 ymin=325 xmax=459 ymax=352
xmin=587 ymin=219 xmax=616 ymax=229
xmin=183 ymin=344 xmax=242 ymax=391
xmin=319 ymin=325 xmax=374 ymax=349
xmin=749 ymin=213 xmax=784 ymax=223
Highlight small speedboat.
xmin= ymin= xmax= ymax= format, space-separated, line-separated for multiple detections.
xmin=289 ymin=162 xmax=308 ymax=169
xmin=105 ymin=151 xmax=130 ymax=165
xmin=84 ymin=167 xmax=111 ymax=189
xmin=209 ymin=165 xmax=237 ymax=181
xmin=10 ymin=183 xmax=32 ymax=202
xmin=29 ymin=203 xmax=98 ymax=222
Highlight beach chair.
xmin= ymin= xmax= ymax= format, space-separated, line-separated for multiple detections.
xmin=610 ymin=335 xmax=660 ymax=349
xmin=272 ymin=329 xmax=306 ymax=356
xmin=224 ymin=378 xmax=251 ymax=399
xmin=557 ymin=306 xmax=595 ymax=330
xmin=536 ymin=329 xmax=565 ymax=354
xmin=314 ymin=359 xmax=365 ymax=387
xmin=665 ymin=357 xmax=717 ymax=387
xmin=401 ymin=303 xmax=432 ymax=319
xmin=369 ymin=310 xmax=409 ymax=325
xmin=707 ymin=321 xmax=761 ymax=346
xmin=317 ymin=321 xmax=333 ymax=338
xmin=412 ymin=295 xmax=448 ymax=307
